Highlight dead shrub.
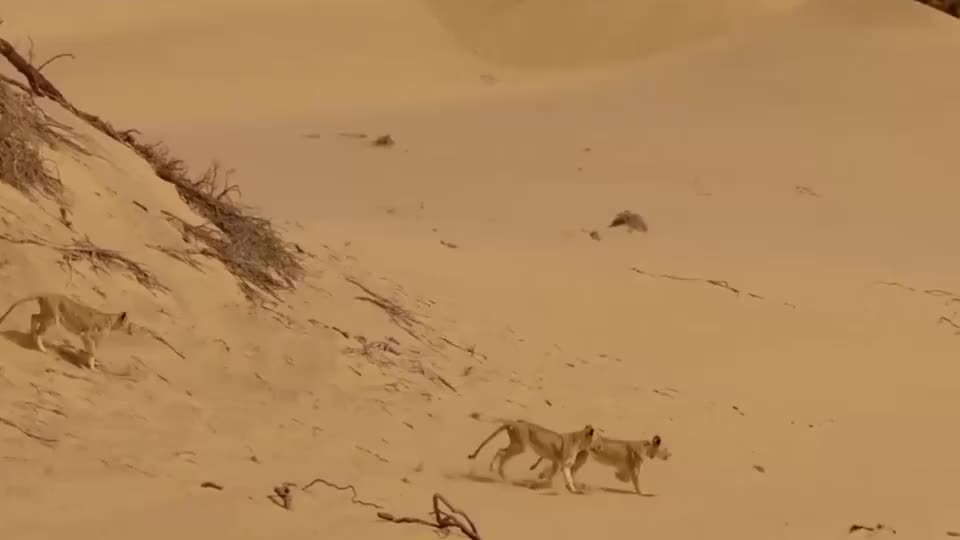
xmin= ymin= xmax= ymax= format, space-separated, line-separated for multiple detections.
xmin=136 ymin=146 xmax=304 ymax=302
xmin=0 ymin=81 xmax=84 ymax=200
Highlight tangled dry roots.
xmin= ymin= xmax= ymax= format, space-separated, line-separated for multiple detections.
xmin=0 ymin=81 xmax=84 ymax=200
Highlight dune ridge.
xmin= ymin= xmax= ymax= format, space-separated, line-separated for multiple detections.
xmin=2 ymin=0 xmax=960 ymax=539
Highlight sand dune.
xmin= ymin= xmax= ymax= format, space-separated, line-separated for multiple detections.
xmin=2 ymin=0 xmax=960 ymax=538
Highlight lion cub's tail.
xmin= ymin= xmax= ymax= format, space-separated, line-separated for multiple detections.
xmin=467 ymin=411 xmax=512 ymax=425
xmin=0 ymin=295 xmax=41 ymax=328
xmin=466 ymin=411 xmax=514 ymax=460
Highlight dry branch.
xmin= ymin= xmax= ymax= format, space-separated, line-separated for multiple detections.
xmin=301 ymin=477 xmax=384 ymax=509
xmin=937 ymin=316 xmax=960 ymax=332
xmin=0 ymin=37 xmax=64 ymax=100
xmin=147 ymin=243 xmax=204 ymax=271
xmin=0 ymin=232 xmax=166 ymax=292
xmin=271 ymin=476 xmax=383 ymax=511
xmin=345 ymin=276 xmax=426 ymax=341
xmin=129 ymin=323 xmax=187 ymax=359
xmin=378 ymin=493 xmax=481 ymax=540
xmin=629 ymin=267 xmax=785 ymax=305
xmin=36 ymin=52 xmax=75 ymax=72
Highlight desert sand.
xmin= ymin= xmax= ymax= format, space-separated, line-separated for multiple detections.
xmin=1 ymin=0 xmax=959 ymax=538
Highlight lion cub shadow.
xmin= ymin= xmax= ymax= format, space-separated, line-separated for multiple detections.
xmin=595 ymin=485 xmax=657 ymax=497
xmin=444 ymin=470 xmax=552 ymax=491
xmin=1 ymin=329 xmax=90 ymax=369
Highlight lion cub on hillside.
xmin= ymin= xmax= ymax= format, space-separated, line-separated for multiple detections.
xmin=467 ymin=412 xmax=598 ymax=494
xmin=529 ymin=434 xmax=671 ymax=495
xmin=0 ymin=293 xmax=132 ymax=370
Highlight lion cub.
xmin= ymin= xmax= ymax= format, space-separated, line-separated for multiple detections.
xmin=467 ymin=412 xmax=598 ymax=494
xmin=530 ymin=434 xmax=670 ymax=495
xmin=0 ymin=293 xmax=132 ymax=370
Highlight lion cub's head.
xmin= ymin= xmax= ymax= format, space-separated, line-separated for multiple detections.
xmin=113 ymin=312 xmax=134 ymax=335
xmin=645 ymin=435 xmax=671 ymax=461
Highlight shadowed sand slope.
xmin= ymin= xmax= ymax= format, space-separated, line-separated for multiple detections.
xmin=1 ymin=0 xmax=960 ymax=539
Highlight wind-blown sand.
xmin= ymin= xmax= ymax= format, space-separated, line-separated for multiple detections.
xmin=1 ymin=0 xmax=959 ymax=538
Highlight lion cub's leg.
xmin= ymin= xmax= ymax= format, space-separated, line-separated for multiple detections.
xmin=559 ymin=459 xmax=583 ymax=494
xmin=80 ymin=334 xmax=99 ymax=370
xmin=537 ymin=449 xmax=588 ymax=482
xmin=30 ymin=303 xmax=57 ymax=353
xmin=614 ymin=448 xmax=643 ymax=494
xmin=491 ymin=426 xmax=526 ymax=479
xmin=536 ymin=453 xmax=588 ymax=493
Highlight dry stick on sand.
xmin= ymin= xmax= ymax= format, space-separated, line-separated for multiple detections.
xmin=130 ymin=324 xmax=187 ymax=360
xmin=272 ymin=477 xmax=383 ymax=511
xmin=378 ymin=493 xmax=481 ymax=540
xmin=344 ymin=276 xmax=426 ymax=342
xmin=0 ymin=232 xmax=167 ymax=292
xmin=630 ymin=267 xmax=769 ymax=300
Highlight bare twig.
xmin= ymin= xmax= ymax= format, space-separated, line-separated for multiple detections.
xmin=630 ymin=267 xmax=775 ymax=302
xmin=0 ymin=415 xmax=58 ymax=445
xmin=440 ymin=336 xmax=487 ymax=361
xmin=345 ymin=276 xmax=426 ymax=341
xmin=129 ymin=323 xmax=187 ymax=359
xmin=938 ymin=316 xmax=960 ymax=331
xmin=378 ymin=493 xmax=481 ymax=540
xmin=0 ymin=37 xmax=65 ymax=100
xmin=874 ymin=280 xmax=960 ymax=301
xmin=147 ymin=243 xmax=205 ymax=271
xmin=300 ymin=477 xmax=383 ymax=509
xmin=0 ymin=73 xmax=31 ymax=94
xmin=36 ymin=52 xmax=75 ymax=72
xmin=0 ymin=232 xmax=166 ymax=292
xmin=848 ymin=522 xmax=895 ymax=534
xmin=200 ymin=481 xmax=224 ymax=491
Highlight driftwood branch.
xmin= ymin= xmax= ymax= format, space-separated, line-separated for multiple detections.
xmin=0 ymin=37 xmax=65 ymax=100
xmin=378 ymin=493 xmax=481 ymax=540
xmin=270 ymin=476 xmax=382 ymax=511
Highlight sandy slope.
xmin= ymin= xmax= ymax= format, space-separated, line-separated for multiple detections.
xmin=2 ymin=0 xmax=960 ymax=538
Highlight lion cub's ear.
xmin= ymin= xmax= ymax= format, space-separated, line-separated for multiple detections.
xmin=651 ymin=435 xmax=661 ymax=447
xmin=119 ymin=311 xmax=128 ymax=322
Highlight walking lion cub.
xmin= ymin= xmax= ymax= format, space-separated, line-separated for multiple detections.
xmin=0 ymin=293 xmax=132 ymax=370
xmin=529 ymin=433 xmax=671 ymax=495
xmin=467 ymin=412 xmax=599 ymax=494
